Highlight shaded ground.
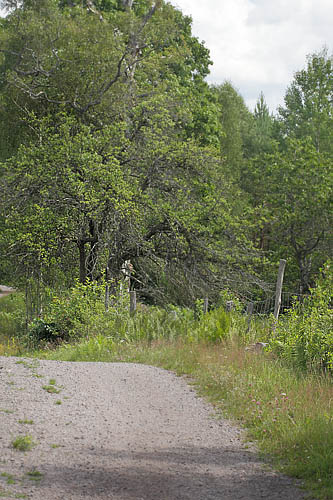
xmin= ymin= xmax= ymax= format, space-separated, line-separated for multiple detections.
xmin=0 ymin=357 xmax=309 ymax=499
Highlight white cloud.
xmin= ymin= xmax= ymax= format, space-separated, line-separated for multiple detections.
xmin=170 ymin=0 xmax=333 ymax=112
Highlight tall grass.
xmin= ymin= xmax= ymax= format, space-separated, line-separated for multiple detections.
xmin=0 ymin=293 xmax=26 ymax=355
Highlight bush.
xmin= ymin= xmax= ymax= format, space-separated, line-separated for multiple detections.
xmin=27 ymin=318 xmax=59 ymax=344
xmin=26 ymin=280 xmax=105 ymax=346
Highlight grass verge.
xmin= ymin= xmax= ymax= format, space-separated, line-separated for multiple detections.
xmin=39 ymin=336 xmax=333 ymax=499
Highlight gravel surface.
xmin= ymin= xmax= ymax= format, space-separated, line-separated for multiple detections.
xmin=0 ymin=357 xmax=308 ymax=499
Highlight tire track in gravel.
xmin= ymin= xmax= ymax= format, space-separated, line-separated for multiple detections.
xmin=0 ymin=357 xmax=309 ymax=500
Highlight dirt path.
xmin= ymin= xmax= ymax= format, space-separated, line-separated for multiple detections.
xmin=0 ymin=286 xmax=15 ymax=300
xmin=0 ymin=357 xmax=308 ymax=499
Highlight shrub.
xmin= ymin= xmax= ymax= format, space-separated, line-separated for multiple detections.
xmin=26 ymin=280 xmax=105 ymax=346
xmin=27 ymin=318 xmax=59 ymax=344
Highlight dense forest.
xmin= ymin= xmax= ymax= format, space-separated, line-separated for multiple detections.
xmin=0 ymin=0 xmax=332 ymax=309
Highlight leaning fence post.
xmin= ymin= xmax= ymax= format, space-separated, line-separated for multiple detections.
xmin=274 ymin=259 xmax=286 ymax=321
xmin=130 ymin=291 xmax=136 ymax=316
xmin=203 ymin=297 xmax=209 ymax=314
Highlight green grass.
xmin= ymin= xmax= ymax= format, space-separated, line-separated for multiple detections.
xmin=0 ymin=293 xmax=25 ymax=355
xmin=26 ymin=470 xmax=43 ymax=481
xmin=15 ymin=360 xmax=39 ymax=370
xmin=11 ymin=435 xmax=36 ymax=452
xmin=0 ymin=472 xmax=16 ymax=485
xmin=0 ymin=488 xmax=27 ymax=498
xmin=0 ymin=489 xmax=13 ymax=498
xmin=42 ymin=385 xmax=61 ymax=394
xmin=18 ymin=419 xmax=34 ymax=425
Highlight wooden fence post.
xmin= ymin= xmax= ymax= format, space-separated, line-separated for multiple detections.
xmin=203 ymin=297 xmax=209 ymax=314
xmin=246 ymin=302 xmax=254 ymax=333
xmin=226 ymin=300 xmax=234 ymax=312
xmin=130 ymin=291 xmax=136 ymax=316
xmin=105 ymin=284 xmax=109 ymax=312
xmin=274 ymin=259 xmax=286 ymax=321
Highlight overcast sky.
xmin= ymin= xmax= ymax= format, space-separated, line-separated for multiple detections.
xmin=170 ymin=0 xmax=333 ymax=113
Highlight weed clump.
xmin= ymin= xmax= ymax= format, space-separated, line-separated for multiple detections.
xmin=11 ymin=435 xmax=36 ymax=452
xmin=42 ymin=385 xmax=61 ymax=394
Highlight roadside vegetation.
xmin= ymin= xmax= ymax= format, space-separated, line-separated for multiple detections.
xmin=0 ymin=264 xmax=332 ymax=499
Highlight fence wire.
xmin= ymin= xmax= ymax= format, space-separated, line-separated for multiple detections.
xmin=246 ymin=291 xmax=307 ymax=316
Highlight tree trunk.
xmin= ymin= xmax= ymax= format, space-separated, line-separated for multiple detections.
xmin=86 ymin=220 xmax=99 ymax=281
xmin=78 ymin=241 xmax=87 ymax=283
xmin=298 ymin=255 xmax=311 ymax=295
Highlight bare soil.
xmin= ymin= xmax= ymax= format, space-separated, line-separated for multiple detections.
xmin=0 ymin=357 xmax=309 ymax=499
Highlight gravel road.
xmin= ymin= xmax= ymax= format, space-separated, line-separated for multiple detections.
xmin=0 ymin=357 xmax=308 ymax=500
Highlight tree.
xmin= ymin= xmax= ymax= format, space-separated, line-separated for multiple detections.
xmin=0 ymin=108 xmax=254 ymax=305
xmin=211 ymin=81 xmax=254 ymax=180
xmin=249 ymin=91 xmax=276 ymax=155
xmin=278 ymin=48 xmax=333 ymax=154
xmin=0 ymin=0 xmax=260 ymax=306
xmin=249 ymin=138 xmax=333 ymax=293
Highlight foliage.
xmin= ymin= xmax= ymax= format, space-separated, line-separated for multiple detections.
xmin=0 ymin=106 xmax=254 ymax=305
xmin=278 ymin=48 xmax=333 ymax=154
xmin=22 ymin=296 xmax=237 ymax=351
xmin=27 ymin=280 xmax=105 ymax=346
xmin=0 ymin=293 xmax=25 ymax=342
xmin=270 ymin=262 xmax=333 ymax=371
xmin=0 ymin=0 xmax=332 ymax=309
xmin=246 ymin=138 xmax=333 ymax=292
xmin=0 ymin=0 xmax=253 ymax=305
xmin=0 ymin=113 xmax=135 ymax=284
xmin=212 ymin=81 xmax=253 ymax=180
